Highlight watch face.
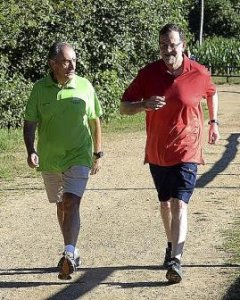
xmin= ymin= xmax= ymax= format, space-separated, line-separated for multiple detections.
xmin=98 ymin=151 xmax=104 ymax=158
xmin=94 ymin=151 xmax=104 ymax=158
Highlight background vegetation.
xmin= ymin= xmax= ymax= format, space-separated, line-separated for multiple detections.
xmin=0 ymin=0 xmax=239 ymax=127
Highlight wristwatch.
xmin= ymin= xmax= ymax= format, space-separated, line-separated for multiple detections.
xmin=93 ymin=151 xmax=104 ymax=159
xmin=208 ymin=119 xmax=219 ymax=125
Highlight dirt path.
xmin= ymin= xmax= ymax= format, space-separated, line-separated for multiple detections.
xmin=0 ymin=85 xmax=240 ymax=300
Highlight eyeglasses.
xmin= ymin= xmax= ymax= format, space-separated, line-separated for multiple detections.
xmin=160 ymin=41 xmax=182 ymax=51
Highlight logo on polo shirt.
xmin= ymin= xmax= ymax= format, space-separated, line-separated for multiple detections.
xmin=72 ymin=97 xmax=84 ymax=104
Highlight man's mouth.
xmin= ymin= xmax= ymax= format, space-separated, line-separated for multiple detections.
xmin=165 ymin=53 xmax=175 ymax=57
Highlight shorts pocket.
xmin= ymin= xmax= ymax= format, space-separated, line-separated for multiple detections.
xmin=65 ymin=165 xmax=90 ymax=179
xmin=179 ymin=163 xmax=197 ymax=189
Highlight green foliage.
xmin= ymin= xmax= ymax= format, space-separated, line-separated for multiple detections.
xmin=204 ymin=0 xmax=240 ymax=38
xmin=0 ymin=71 xmax=33 ymax=128
xmin=0 ymin=0 xmax=239 ymax=127
xmin=0 ymin=0 xmax=189 ymax=127
xmin=192 ymin=37 xmax=240 ymax=75
xmin=189 ymin=0 xmax=240 ymax=40
xmin=94 ymin=70 xmax=125 ymax=122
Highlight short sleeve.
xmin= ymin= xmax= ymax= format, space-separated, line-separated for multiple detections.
xmin=205 ymin=75 xmax=216 ymax=98
xmin=86 ymin=81 xmax=103 ymax=119
xmin=24 ymin=84 xmax=39 ymax=121
xmin=122 ymin=69 xmax=145 ymax=102
xmin=202 ymin=67 xmax=216 ymax=98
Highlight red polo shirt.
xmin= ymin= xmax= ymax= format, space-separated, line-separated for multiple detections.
xmin=122 ymin=56 xmax=216 ymax=166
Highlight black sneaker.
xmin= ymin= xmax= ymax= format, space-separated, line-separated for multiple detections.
xmin=166 ymin=258 xmax=182 ymax=284
xmin=163 ymin=247 xmax=172 ymax=269
xmin=58 ymin=251 xmax=76 ymax=280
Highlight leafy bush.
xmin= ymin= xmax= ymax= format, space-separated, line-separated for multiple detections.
xmin=0 ymin=72 xmax=33 ymax=128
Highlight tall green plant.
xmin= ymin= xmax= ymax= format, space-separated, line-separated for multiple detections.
xmin=192 ymin=37 xmax=240 ymax=74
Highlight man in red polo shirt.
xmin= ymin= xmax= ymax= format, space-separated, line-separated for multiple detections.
xmin=120 ymin=23 xmax=220 ymax=284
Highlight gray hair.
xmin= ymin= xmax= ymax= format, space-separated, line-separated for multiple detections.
xmin=47 ymin=42 xmax=73 ymax=60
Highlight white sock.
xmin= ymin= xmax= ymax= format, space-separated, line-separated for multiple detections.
xmin=65 ymin=244 xmax=75 ymax=254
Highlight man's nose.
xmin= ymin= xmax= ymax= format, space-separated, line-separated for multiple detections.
xmin=69 ymin=60 xmax=75 ymax=68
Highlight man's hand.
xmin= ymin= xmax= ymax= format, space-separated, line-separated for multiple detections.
xmin=143 ymin=96 xmax=166 ymax=111
xmin=90 ymin=158 xmax=102 ymax=175
xmin=208 ymin=124 xmax=220 ymax=144
xmin=27 ymin=152 xmax=39 ymax=168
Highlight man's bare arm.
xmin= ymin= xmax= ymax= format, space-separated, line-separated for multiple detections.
xmin=206 ymin=92 xmax=220 ymax=144
xmin=120 ymin=96 xmax=166 ymax=115
xmin=23 ymin=120 xmax=39 ymax=167
xmin=88 ymin=117 xmax=102 ymax=175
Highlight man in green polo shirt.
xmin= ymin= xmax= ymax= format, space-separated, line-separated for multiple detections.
xmin=23 ymin=42 xmax=103 ymax=280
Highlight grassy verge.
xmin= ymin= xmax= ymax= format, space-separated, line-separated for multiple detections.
xmin=223 ymin=220 xmax=240 ymax=264
xmin=221 ymin=221 xmax=240 ymax=299
xmin=213 ymin=77 xmax=240 ymax=85
xmin=0 ymin=129 xmax=39 ymax=180
xmin=102 ymin=112 xmax=145 ymax=134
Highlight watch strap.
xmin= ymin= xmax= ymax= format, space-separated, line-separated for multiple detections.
xmin=93 ymin=151 xmax=104 ymax=159
xmin=208 ymin=119 xmax=219 ymax=125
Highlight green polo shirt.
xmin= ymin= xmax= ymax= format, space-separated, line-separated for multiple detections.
xmin=25 ymin=74 xmax=102 ymax=172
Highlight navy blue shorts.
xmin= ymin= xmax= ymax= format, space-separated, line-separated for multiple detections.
xmin=149 ymin=163 xmax=198 ymax=204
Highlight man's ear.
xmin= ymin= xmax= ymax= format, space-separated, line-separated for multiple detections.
xmin=182 ymin=41 xmax=186 ymax=52
xmin=48 ymin=59 xmax=55 ymax=70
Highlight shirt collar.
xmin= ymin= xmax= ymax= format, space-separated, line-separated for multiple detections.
xmin=160 ymin=54 xmax=192 ymax=76
xmin=46 ymin=73 xmax=77 ymax=89
xmin=182 ymin=54 xmax=192 ymax=74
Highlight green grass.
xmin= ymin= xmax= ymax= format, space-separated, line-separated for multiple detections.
xmin=213 ymin=77 xmax=240 ymax=85
xmin=102 ymin=112 xmax=146 ymax=134
xmin=221 ymin=220 xmax=240 ymax=299
xmin=0 ymin=129 xmax=38 ymax=180
xmin=223 ymin=220 xmax=240 ymax=264
xmin=0 ymin=129 xmax=23 ymax=151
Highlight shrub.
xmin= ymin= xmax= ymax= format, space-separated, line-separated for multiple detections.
xmin=0 ymin=72 xmax=32 ymax=129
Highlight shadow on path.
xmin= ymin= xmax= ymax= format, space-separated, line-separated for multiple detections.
xmin=222 ymin=275 xmax=240 ymax=300
xmin=196 ymin=133 xmax=240 ymax=188
xmin=0 ymin=264 xmax=239 ymax=299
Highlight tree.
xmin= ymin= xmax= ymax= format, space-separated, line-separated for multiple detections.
xmin=189 ymin=0 xmax=240 ymax=40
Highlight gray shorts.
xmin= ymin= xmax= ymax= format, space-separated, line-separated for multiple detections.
xmin=42 ymin=165 xmax=90 ymax=203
